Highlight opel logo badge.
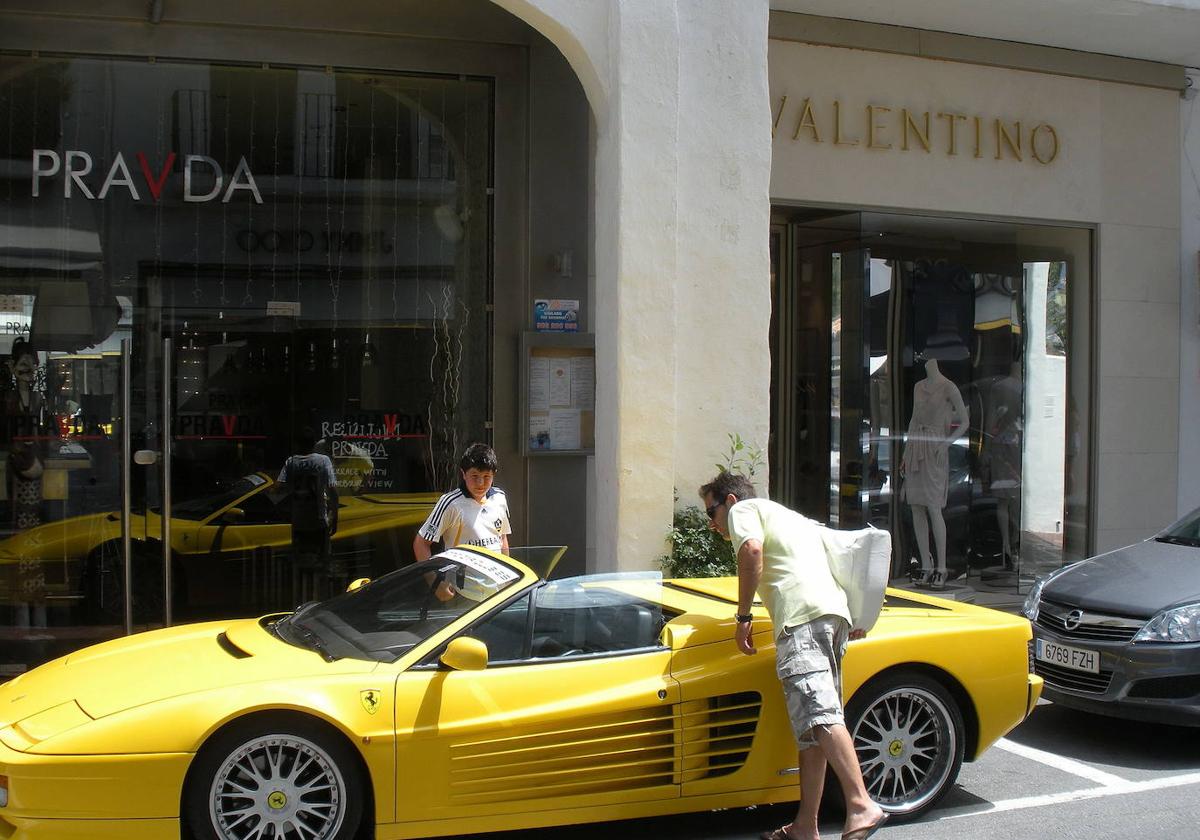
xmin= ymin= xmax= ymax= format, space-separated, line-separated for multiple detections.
xmin=1063 ymin=609 xmax=1084 ymax=631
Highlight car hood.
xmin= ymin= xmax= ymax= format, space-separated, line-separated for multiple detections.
xmin=0 ymin=618 xmax=369 ymax=727
xmin=1043 ymin=539 xmax=1200 ymax=617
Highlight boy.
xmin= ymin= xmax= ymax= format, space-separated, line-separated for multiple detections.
xmin=414 ymin=442 xmax=511 ymax=562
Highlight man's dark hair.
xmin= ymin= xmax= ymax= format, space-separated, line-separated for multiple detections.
xmin=459 ymin=442 xmax=499 ymax=473
xmin=297 ymin=426 xmax=318 ymax=454
xmin=700 ymin=471 xmax=757 ymax=504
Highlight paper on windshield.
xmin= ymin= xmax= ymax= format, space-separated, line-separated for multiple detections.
xmin=437 ymin=548 xmax=519 ymax=585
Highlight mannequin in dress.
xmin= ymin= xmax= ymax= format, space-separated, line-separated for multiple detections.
xmin=901 ymin=358 xmax=968 ymax=588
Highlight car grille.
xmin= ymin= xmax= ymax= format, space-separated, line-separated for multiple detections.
xmin=1036 ymin=600 xmax=1145 ymax=643
xmin=678 ymin=691 xmax=762 ymax=782
xmin=1035 ymin=659 xmax=1114 ymax=694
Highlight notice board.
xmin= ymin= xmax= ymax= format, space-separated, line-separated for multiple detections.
xmin=520 ymin=332 xmax=595 ymax=455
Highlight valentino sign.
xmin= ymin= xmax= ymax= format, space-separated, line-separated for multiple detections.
xmin=30 ymin=150 xmax=264 ymax=203
xmin=772 ymin=96 xmax=1060 ymax=165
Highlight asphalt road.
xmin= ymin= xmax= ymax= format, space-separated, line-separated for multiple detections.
xmin=466 ymin=700 xmax=1200 ymax=840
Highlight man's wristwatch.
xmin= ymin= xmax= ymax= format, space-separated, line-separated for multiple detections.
xmin=735 ymin=613 xmax=754 ymax=623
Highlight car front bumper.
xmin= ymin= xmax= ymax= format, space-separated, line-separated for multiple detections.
xmin=1033 ymin=627 xmax=1200 ymax=727
xmin=0 ymin=737 xmax=191 ymax=833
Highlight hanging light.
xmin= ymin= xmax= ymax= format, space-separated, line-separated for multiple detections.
xmin=360 ymin=331 xmax=377 ymax=368
xmin=329 ymin=336 xmax=340 ymax=370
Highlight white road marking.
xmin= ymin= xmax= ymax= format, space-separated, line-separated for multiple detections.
xmin=994 ymin=737 xmax=1129 ymax=786
xmin=937 ymin=771 xmax=1200 ymax=820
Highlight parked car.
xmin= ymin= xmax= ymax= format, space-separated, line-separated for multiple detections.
xmin=0 ymin=546 xmax=1041 ymax=839
xmin=0 ymin=472 xmax=438 ymax=619
xmin=1024 ymin=506 xmax=1200 ymax=726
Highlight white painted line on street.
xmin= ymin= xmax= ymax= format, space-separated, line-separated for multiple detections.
xmin=937 ymin=770 xmax=1200 ymax=821
xmin=994 ymin=737 xmax=1129 ymax=786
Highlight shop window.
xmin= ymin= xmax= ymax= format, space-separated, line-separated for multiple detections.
xmin=771 ymin=209 xmax=1091 ymax=602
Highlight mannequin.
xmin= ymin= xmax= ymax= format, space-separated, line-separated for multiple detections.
xmin=901 ymin=358 xmax=968 ymax=589
xmin=5 ymin=339 xmax=48 ymax=633
xmin=983 ymin=362 xmax=1023 ymax=569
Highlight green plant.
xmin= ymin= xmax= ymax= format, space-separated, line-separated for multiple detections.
xmin=659 ymin=504 xmax=735 ymax=578
xmin=661 ymin=432 xmax=765 ymax=578
xmin=718 ymin=432 xmax=764 ymax=478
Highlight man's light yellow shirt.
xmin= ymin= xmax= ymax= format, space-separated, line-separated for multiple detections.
xmin=727 ymin=498 xmax=850 ymax=635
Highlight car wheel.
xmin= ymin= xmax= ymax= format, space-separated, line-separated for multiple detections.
xmin=185 ymin=718 xmax=363 ymax=840
xmin=845 ymin=671 xmax=965 ymax=820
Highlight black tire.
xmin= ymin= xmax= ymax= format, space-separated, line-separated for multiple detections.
xmin=844 ymin=671 xmax=965 ymax=821
xmin=184 ymin=717 xmax=364 ymax=840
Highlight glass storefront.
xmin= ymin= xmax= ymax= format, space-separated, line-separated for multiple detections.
xmin=0 ymin=53 xmax=492 ymax=674
xmin=770 ymin=209 xmax=1091 ymax=605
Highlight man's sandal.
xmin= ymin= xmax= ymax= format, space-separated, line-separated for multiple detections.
xmin=760 ymin=826 xmax=798 ymax=840
xmin=841 ymin=811 xmax=889 ymax=840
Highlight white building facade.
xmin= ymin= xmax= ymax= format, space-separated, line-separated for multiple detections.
xmin=0 ymin=0 xmax=1194 ymax=673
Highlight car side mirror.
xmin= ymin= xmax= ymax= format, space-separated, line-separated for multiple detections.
xmin=221 ymin=507 xmax=246 ymax=524
xmin=440 ymin=637 xmax=488 ymax=671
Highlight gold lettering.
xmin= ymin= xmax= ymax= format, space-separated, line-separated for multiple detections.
xmin=1030 ymin=123 xmax=1059 ymax=164
xmin=867 ymin=105 xmax=892 ymax=149
xmin=772 ymin=95 xmax=788 ymax=139
xmin=995 ymin=120 xmax=1023 ymax=161
xmin=793 ymin=97 xmax=821 ymax=142
xmin=902 ymin=109 xmax=931 ymax=152
xmin=833 ymin=100 xmax=859 ymax=146
xmin=973 ymin=116 xmax=983 ymax=158
xmin=937 ymin=111 xmax=966 ymax=156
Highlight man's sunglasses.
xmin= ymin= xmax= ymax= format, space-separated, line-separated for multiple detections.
xmin=705 ymin=501 xmax=724 ymax=520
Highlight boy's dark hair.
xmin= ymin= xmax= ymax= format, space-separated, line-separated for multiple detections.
xmin=699 ymin=472 xmax=757 ymax=504
xmin=459 ymin=442 xmax=499 ymax=473
xmin=297 ymin=426 xmax=318 ymax=454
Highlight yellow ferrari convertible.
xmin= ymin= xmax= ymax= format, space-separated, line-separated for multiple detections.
xmin=0 ymin=473 xmax=438 ymax=619
xmin=0 ymin=546 xmax=1042 ymax=840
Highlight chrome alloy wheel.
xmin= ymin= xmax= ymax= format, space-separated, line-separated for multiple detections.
xmin=851 ymin=685 xmax=958 ymax=815
xmin=209 ymin=734 xmax=347 ymax=840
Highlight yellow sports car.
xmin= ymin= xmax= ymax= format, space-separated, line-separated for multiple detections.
xmin=0 ymin=546 xmax=1042 ymax=840
xmin=0 ymin=473 xmax=438 ymax=619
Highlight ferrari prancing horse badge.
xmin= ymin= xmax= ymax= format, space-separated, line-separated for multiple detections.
xmin=360 ymin=689 xmax=381 ymax=714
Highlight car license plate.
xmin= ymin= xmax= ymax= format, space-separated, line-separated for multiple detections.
xmin=1036 ymin=639 xmax=1099 ymax=673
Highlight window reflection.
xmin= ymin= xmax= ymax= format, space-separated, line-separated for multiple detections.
xmin=772 ymin=209 xmax=1090 ymax=603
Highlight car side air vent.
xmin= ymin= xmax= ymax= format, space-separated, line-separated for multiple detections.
xmin=447 ymin=703 xmax=678 ymax=804
xmin=679 ymin=690 xmax=762 ymax=781
xmin=217 ymin=632 xmax=253 ymax=659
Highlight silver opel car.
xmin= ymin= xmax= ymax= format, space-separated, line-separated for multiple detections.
xmin=1024 ymin=507 xmax=1200 ymax=726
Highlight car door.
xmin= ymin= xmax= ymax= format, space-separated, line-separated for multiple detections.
xmin=390 ymin=578 xmax=683 ymax=828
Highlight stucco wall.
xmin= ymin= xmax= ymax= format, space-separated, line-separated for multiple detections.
xmin=496 ymin=0 xmax=773 ymax=571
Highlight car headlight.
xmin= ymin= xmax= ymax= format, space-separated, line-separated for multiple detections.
xmin=1022 ymin=578 xmax=1046 ymax=622
xmin=1022 ymin=563 xmax=1077 ymax=622
xmin=1132 ymin=603 xmax=1200 ymax=643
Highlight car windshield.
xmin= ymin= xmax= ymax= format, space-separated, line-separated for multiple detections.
xmin=169 ymin=474 xmax=269 ymax=520
xmin=270 ymin=548 xmax=523 ymax=663
xmin=1156 ymin=508 xmax=1200 ymax=547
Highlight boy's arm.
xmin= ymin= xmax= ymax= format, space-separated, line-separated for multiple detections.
xmin=413 ymin=534 xmax=434 ymax=563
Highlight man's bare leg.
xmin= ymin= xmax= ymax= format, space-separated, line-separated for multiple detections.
xmin=787 ymin=743 xmax=827 ymax=840
xmin=812 ymin=723 xmax=886 ymax=835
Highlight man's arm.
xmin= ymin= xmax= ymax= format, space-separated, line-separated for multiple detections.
xmin=735 ymin=538 xmax=763 ymax=656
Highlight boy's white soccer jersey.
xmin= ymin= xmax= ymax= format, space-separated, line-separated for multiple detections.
xmin=417 ymin=486 xmax=511 ymax=552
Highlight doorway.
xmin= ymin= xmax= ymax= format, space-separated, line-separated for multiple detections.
xmin=770 ymin=208 xmax=1092 ymax=606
